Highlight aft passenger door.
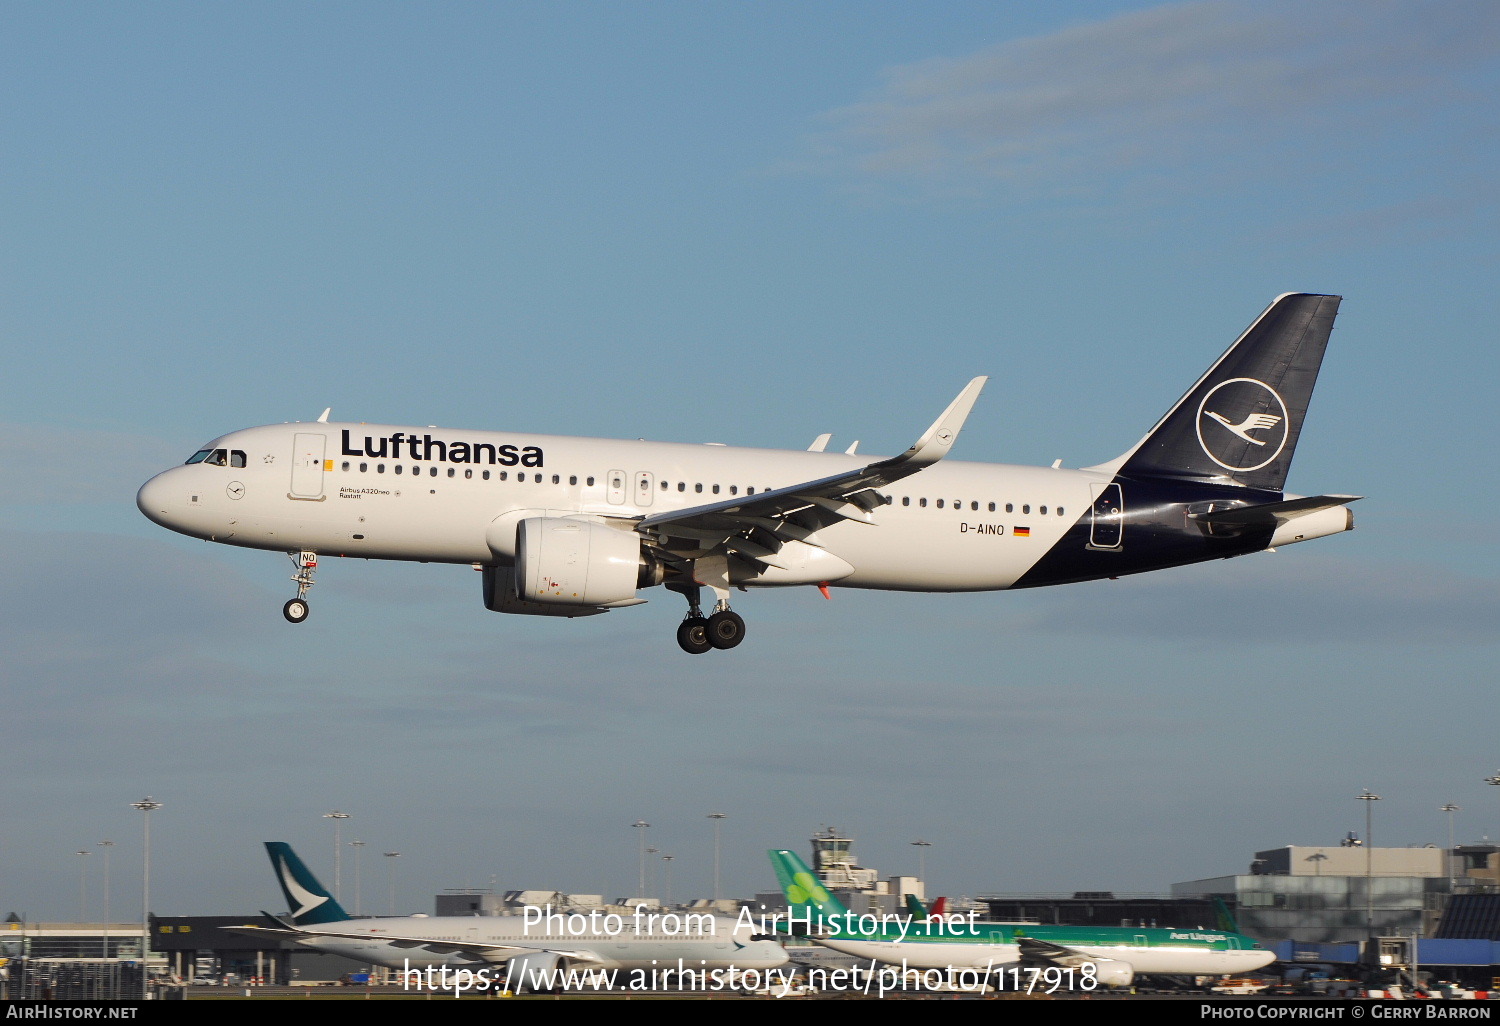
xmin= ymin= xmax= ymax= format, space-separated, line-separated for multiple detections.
xmin=1088 ymin=482 xmax=1123 ymax=549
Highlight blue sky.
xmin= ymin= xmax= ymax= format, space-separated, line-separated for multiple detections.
xmin=2 ymin=0 xmax=1498 ymax=921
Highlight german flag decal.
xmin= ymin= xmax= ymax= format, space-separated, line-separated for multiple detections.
xmin=1013 ymin=526 xmax=1031 ymax=538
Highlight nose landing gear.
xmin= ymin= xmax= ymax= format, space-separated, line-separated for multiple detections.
xmin=283 ymin=550 xmax=317 ymax=623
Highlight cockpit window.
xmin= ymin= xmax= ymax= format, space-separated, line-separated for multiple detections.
xmin=185 ymin=448 xmax=246 ymax=467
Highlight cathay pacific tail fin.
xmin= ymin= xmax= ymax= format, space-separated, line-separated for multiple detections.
xmin=264 ymin=841 xmax=352 ymax=926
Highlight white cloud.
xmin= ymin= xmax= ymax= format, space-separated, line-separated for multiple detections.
xmin=800 ymin=1 xmax=1500 ymax=204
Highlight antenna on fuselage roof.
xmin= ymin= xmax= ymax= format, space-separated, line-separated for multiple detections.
xmin=317 ymin=408 xmax=331 ymax=423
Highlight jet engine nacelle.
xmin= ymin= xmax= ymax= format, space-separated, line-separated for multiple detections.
xmin=1085 ymin=958 xmax=1134 ymax=988
xmin=514 ymin=516 xmax=643 ymax=607
xmin=481 ymin=565 xmax=607 ymax=618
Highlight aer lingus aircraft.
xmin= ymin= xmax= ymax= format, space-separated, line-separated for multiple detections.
xmin=768 ymin=848 xmax=1274 ymax=986
xmin=231 ymin=843 xmax=786 ymax=987
xmin=137 ymin=293 xmax=1357 ymax=653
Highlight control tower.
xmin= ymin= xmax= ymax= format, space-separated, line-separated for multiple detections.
xmin=810 ymin=827 xmax=879 ymax=890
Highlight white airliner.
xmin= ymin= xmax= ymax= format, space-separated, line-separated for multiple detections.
xmin=138 ymin=294 xmax=1358 ymax=653
xmin=237 ymin=843 xmax=786 ymax=989
xmin=769 ymin=849 xmax=1275 ymax=987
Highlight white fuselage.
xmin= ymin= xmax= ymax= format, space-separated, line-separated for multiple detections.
xmin=138 ymin=420 xmax=1106 ymax=592
xmin=294 ymin=911 xmax=787 ymax=972
xmin=815 ymin=936 xmax=1275 ymax=975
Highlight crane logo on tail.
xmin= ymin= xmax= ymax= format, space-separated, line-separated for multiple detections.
xmin=1195 ymin=378 xmax=1289 ymax=473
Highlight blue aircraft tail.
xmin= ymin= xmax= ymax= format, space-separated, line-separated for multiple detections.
xmin=1110 ymin=293 xmax=1341 ymax=492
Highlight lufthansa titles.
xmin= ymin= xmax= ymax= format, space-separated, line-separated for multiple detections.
xmin=342 ymin=430 xmax=543 ymax=467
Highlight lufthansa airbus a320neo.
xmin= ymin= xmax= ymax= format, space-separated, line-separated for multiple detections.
xmin=138 ymin=294 xmax=1358 ymax=653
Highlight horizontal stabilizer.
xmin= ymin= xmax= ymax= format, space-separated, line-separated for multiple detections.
xmin=1189 ymin=494 xmax=1361 ymax=526
xmin=223 ymin=917 xmax=302 ymax=940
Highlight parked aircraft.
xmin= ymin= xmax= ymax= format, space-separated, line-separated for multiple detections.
xmin=138 ymin=294 xmax=1356 ymax=652
xmin=768 ymin=848 xmax=1274 ymax=986
xmin=235 ymin=842 xmax=786 ymax=988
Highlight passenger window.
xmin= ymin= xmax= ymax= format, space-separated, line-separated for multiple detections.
xmin=678 ymin=482 xmax=686 ymax=492
xmin=499 ymin=471 xmax=508 ymax=481
xmin=586 ymin=476 xmax=594 ymax=486
xmin=360 ymin=463 xmax=368 ymax=473
xmin=483 ymin=470 xmax=490 ymax=480
xmin=1022 ymin=504 xmax=1030 ymax=514
xmin=394 ymin=465 xmax=403 ymax=475
xmin=902 ymin=496 xmax=910 ymax=506
xmin=377 ymin=464 xmax=386 ymax=473
xmin=1005 ymin=503 xmax=1013 ymax=513
xmin=570 ymin=476 xmax=578 ymax=485
xmin=552 ymin=474 xmax=560 ymax=484
xmin=341 ymin=461 xmax=350 ymax=471
xmin=464 ymin=469 xmax=472 ymax=479
xmin=936 ymin=499 xmax=944 ymax=508
xmin=971 ymin=501 xmax=978 ymax=511
xmin=1057 ymin=507 xmax=1064 ymax=516
xmin=729 ymin=486 xmax=738 ymax=495
xmin=919 ymin=498 xmax=927 ymax=507
xmin=695 ymin=483 xmax=703 ymax=493
xmin=1040 ymin=505 xmax=1047 ymax=515
xmin=712 ymin=484 xmax=720 ymax=494
xmin=535 ymin=473 xmax=543 ymax=483
xmin=988 ymin=502 xmax=995 ymax=512
xmin=448 ymin=468 xmax=455 ymax=478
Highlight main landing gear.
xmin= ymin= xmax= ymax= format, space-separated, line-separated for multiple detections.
xmin=670 ymin=583 xmax=746 ymax=655
xmin=283 ymin=550 xmax=317 ymax=624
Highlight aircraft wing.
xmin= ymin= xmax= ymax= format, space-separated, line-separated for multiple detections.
xmin=1015 ymin=935 xmax=1098 ymax=969
xmin=636 ymin=377 xmax=986 ymax=569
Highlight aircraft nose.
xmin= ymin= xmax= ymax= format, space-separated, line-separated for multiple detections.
xmin=136 ymin=472 xmax=176 ymax=529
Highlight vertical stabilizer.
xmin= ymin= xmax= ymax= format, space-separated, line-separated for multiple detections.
xmin=264 ymin=841 xmax=352 ymax=925
xmin=768 ymin=848 xmax=851 ymax=921
xmin=1106 ymin=293 xmax=1341 ymax=491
